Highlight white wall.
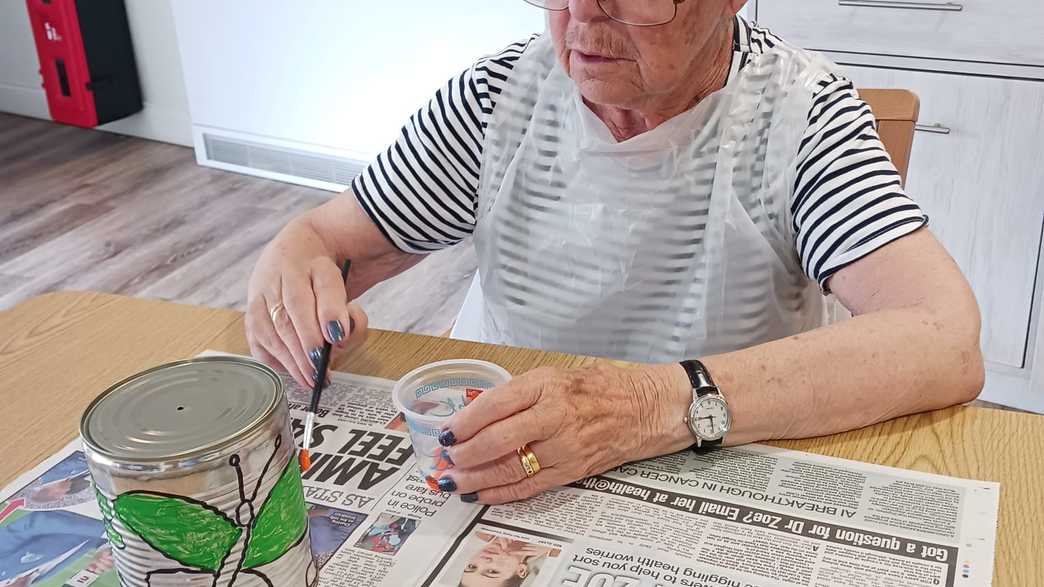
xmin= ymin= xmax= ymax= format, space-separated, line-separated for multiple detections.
xmin=172 ymin=1 xmax=546 ymax=161
xmin=0 ymin=1 xmax=192 ymax=146
xmin=0 ymin=0 xmax=50 ymax=119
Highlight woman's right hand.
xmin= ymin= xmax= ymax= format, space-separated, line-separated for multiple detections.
xmin=246 ymin=216 xmax=368 ymax=388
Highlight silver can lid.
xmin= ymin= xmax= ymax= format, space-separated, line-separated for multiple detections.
xmin=81 ymin=357 xmax=282 ymax=463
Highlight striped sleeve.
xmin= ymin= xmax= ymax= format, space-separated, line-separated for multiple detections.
xmin=351 ymin=39 xmax=534 ymax=253
xmin=791 ymin=74 xmax=929 ymax=290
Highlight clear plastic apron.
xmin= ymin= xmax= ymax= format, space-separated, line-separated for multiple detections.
xmin=467 ymin=35 xmax=832 ymax=363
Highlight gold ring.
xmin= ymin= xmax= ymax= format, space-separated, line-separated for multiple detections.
xmin=269 ymin=302 xmax=286 ymax=324
xmin=517 ymin=444 xmax=541 ymax=478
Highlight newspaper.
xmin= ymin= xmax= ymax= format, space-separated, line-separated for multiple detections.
xmin=0 ymin=352 xmax=999 ymax=587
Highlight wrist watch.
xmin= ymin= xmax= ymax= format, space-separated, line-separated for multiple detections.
xmin=680 ymin=360 xmax=731 ymax=450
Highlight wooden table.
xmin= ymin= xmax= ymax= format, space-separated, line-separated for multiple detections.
xmin=1 ymin=292 xmax=1041 ymax=585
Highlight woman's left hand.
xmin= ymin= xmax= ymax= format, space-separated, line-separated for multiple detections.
xmin=438 ymin=363 xmax=692 ymax=504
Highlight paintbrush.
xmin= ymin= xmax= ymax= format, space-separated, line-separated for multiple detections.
xmin=300 ymin=258 xmax=351 ymax=471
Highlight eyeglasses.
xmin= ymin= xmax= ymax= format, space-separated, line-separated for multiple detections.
xmin=523 ymin=0 xmax=687 ymax=27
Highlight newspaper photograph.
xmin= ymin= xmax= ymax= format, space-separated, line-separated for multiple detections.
xmin=0 ymin=352 xmax=1000 ymax=586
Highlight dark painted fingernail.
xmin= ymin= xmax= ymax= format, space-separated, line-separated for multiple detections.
xmin=309 ymin=347 xmax=323 ymax=369
xmin=327 ymin=320 xmax=345 ymax=343
xmin=437 ymin=477 xmax=457 ymax=492
xmin=461 ymin=493 xmax=478 ymax=503
xmin=438 ymin=430 xmax=456 ymax=447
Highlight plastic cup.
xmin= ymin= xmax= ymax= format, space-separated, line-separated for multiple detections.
xmin=392 ymin=359 xmax=511 ymax=491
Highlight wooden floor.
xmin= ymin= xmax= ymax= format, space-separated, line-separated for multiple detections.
xmin=0 ymin=113 xmax=477 ymax=335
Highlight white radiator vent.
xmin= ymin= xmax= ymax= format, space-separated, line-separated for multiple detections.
xmin=202 ymin=133 xmax=366 ymax=187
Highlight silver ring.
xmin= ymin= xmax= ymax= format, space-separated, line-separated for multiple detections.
xmin=269 ymin=301 xmax=286 ymax=324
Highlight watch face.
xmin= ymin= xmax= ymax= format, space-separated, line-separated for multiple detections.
xmin=691 ymin=396 xmax=730 ymax=441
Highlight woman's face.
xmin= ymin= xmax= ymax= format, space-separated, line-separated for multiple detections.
xmin=548 ymin=0 xmax=735 ymax=109
xmin=460 ymin=542 xmax=526 ymax=587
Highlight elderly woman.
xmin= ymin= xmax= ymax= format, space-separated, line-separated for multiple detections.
xmin=247 ymin=0 xmax=983 ymax=504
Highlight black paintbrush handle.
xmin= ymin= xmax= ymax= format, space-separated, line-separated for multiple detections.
xmin=308 ymin=259 xmax=352 ymax=413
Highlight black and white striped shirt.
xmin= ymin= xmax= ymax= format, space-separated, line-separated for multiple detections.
xmin=352 ymin=18 xmax=926 ymax=291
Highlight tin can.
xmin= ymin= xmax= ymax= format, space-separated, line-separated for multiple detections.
xmin=81 ymin=357 xmax=316 ymax=586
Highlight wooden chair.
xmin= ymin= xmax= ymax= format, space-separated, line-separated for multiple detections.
xmin=859 ymin=88 xmax=919 ymax=185
xmin=440 ymin=89 xmax=921 ymax=337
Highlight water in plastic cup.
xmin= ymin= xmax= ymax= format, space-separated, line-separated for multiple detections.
xmin=392 ymin=360 xmax=511 ymax=491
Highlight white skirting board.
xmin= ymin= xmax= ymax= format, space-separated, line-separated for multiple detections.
xmin=0 ymin=82 xmax=193 ymax=147
xmin=0 ymin=83 xmax=49 ymax=120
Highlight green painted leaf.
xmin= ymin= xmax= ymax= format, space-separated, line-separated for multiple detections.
xmin=95 ymin=488 xmax=125 ymax=549
xmin=114 ymin=492 xmax=241 ymax=571
xmin=95 ymin=487 xmax=113 ymax=518
xmin=243 ymin=457 xmax=307 ymax=569
xmin=105 ymin=521 xmax=126 ymax=549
